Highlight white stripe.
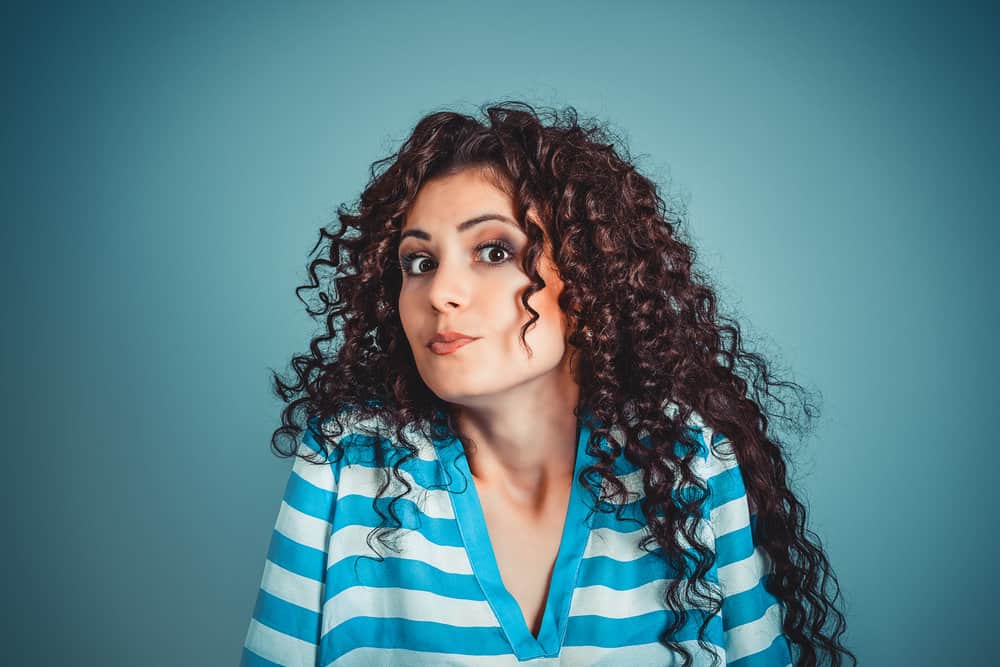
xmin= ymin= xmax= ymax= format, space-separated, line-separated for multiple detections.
xmin=569 ymin=580 xmax=670 ymax=617
xmin=259 ymin=558 xmax=323 ymax=612
xmin=328 ymin=524 xmax=473 ymax=575
xmin=584 ymin=518 xmax=714 ymax=560
xmin=610 ymin=469 xmax=645 ymax=503
xmin=569 ymin=578 xmax=724 ymax=619
xmin=718 ymin=545 xmax=771 ymax=598
xmin=275 ymin=500 xmax=332 ymax=552
xmin=327 ymin=647 xmax=550 ymax=666
xmin=322 ymin=586 xmax=496 ymax=634
xmin=583 ymin=519 xmax=715 ymax=562
xmin=290 ymin=449 xmax=338 ymax=493
xmin=337 ymin=464 xmax=455 ymax=519
xmin=243 ymin=617 xmax=317 ymax=667
xmin=560 ymin=638 xmax=723 ymax=666
xmin=710 ymin=493 xmax=751 ymax=539
xmin=584 ymin=525 xmax=652 ymax=561
xmin=696 ymin=437 xmax=740 ymax=479
xmin=722 ymin=601 xmax=786 ymax=661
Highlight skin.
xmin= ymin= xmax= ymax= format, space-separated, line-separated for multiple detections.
xmin=397 ymin=167 xmax=582 ymax=516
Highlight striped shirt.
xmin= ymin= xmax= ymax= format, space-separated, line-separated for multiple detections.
xmin=241 ymin=408 xmax=793 ymax=666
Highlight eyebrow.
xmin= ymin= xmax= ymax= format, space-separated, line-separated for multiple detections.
xmin=399 ymin=213 xmax=520 ymax=242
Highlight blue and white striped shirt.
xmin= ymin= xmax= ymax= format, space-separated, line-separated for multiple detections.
xmin=241 ymin=408 xmax=793 ymax=666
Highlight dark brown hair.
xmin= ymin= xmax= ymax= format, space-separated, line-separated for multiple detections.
xmin=269 ymin=100 xmax=855 ymax=667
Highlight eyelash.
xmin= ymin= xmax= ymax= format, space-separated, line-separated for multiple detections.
xmin=398 ymin=239 xmax=516 ymax=277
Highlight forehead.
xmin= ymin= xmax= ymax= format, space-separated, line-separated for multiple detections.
xmin=402 ymin=169 xmax=514 ymax=231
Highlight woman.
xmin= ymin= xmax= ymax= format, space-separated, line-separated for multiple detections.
xmin=241 ymin=102 xmax=855 ymax=666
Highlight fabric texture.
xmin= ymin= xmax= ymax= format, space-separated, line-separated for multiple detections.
xmin=241 ymin=408 xmax=793 ymax=666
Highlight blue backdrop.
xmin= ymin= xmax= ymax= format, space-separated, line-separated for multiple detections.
xmin=6 ymin=1 xmax=996 ymax=665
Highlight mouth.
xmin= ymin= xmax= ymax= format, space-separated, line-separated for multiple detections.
xmin=428 ymin=338 xmax=478 ymax=356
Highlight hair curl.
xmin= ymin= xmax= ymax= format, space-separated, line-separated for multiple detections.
xmin=268 ymin=100 xmax=856 ymax=667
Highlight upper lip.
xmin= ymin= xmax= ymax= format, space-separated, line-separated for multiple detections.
xmin=427 ymin=330 xmax=478 ymax=347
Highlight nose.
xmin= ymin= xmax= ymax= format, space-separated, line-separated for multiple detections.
xmin=427 ymin=258 xmax=471 ymax=312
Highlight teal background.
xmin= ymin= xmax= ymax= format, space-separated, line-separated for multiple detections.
xmin=6 ymin=1 xmax=996 ymax=665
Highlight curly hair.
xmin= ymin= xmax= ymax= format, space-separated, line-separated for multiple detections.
xmin=268 ymin=100 xmax=856 ymax=667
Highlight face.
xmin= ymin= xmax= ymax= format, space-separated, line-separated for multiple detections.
xmin=397 ymin=168 xmax=575 ymax=407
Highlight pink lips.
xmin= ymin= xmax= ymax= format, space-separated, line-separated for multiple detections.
xmin=428 ymin=338 xmax=478 ymax=355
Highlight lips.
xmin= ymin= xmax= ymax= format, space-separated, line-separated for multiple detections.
xmin=428 ymin=338 xmax=478 ymax=355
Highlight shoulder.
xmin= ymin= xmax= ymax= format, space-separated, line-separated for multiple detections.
xmin=646 ymin=400 xmax=739 ymax=475
xmin=656 ymin=402 xmax=748 ymax=517
xmin=677 ymin=408 xmax=760 ymax=525
xmin=285 ymin=408 xmax=383 ymax=492
xmin=607 ymin=403 xmax=739 ymax=506
xmin=684 ymin=411 xmax=739 ymax=478
xmin=302 ymin=407 xmax=438 ymax=469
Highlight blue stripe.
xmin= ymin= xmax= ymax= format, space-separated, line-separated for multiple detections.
xmin=715 ymin=522 xmax=756 ymax=569
xmin=323 ymin=555 xmax=486 ymax=602
xmin=722 ymin=576 xmax=781 ymax=631
xmin=320 ymin=617 xmax=512 ymax=663
xmin=343 ymin=455 xmax=449 ymax=488
xmin=336 ymin=437 xmax=456 ymax=488
xmin=251 ymin=588 xmax=320 ymax=644
xmin=331 ymin=495 xmax=463 ymax=546
xmin=564 ymin=608 xmax=722 ymax=647
xmin=709 ymin=464 xmax=746 ymax=509
xmin=577 ymin=550 xmax=720 ymax=589
xmin=305 ymin=421 xmax=447 ymax=489
xmin=300 ymin=421 xmax=328 ymax=458
xmin=267 ymin=529 xmax=327 ymax=582
xmin=284 ymin=470 xmax=335 ymax=522
xmin=728 ymin=632 xmax=793 ymax=667
xmin=239 ymin=647 xmax=283 ymax=667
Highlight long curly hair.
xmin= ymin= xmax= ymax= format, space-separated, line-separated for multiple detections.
xmin=268 ymin=100 xmax=856 ymax=667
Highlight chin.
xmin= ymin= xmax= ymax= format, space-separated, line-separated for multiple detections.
xmin=425 ymin=376 xmax=512 ymax=403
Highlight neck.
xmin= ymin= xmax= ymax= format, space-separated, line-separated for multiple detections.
xmin=450 ymin=377 xmax=582 ymax=510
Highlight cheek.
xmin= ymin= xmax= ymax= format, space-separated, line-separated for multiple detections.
xmin=519 ymin=287 xmax=568 ymax=349
xmin=527 ymin=264 xmax=566 ymax=323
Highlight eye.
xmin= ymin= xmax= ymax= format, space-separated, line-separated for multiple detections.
xmin=475 ymin=240 xmax=515 ymax=265
xmin=399 ymin=240 xmax=516 ymax=277
xmin=399 ymin=252 xmax=434 ymax=276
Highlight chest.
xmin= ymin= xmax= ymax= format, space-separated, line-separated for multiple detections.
xmin=477 ymin=486 xmax=571 ymax=636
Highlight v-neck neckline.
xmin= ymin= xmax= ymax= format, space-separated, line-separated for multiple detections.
xmin=431 ymin=408 xmax=600 ymax=661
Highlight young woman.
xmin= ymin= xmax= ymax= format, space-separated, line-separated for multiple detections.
xmin=241 ymin=102 xmax=855 ymax=666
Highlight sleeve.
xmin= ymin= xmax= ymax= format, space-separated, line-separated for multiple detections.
xmin=700 ymin=427 xmax=794 ymax=667
xmin=241 ymin=426 xmax=338 ymax=667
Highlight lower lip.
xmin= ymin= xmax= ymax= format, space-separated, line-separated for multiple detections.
xmin=429 ymin=338 xmax=478 ymax=355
